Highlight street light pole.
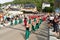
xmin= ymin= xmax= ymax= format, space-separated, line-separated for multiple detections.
xmin=57 ymin=29 xmax=60 ymax=39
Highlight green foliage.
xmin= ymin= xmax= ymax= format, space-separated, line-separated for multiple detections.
xmin=48 ymin=0 xmax=54 ymax=7
xmin=0 ymin=4 xmax=1 ymax=7
xmin=42 ymin=7 xmax=54 ymax=13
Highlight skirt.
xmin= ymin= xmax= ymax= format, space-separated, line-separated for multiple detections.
xmin=34 ymin=18 xmax=36 ymax=22
xmin=32 ymin=25 xmax=35 ymax=31
xmin=15 ymin=20 xmax=18 ymax=25
xmin=29 ymin=20 xmax=31 ymax=24
xmin=39 ymin=19 xmax=43 ymax=24
xmin=10 ymin=21 xmax=13 ymax=25
xmin=19 ymin=19 xmax=22 ymax=23
xmin=25 ymin=30 xmax=30 ymax=40
xmin=35 ymin=23 xmax=40 ymax=30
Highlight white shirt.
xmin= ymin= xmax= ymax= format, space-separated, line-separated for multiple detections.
xmin=49 ymin=16 xmax=54 ymax=20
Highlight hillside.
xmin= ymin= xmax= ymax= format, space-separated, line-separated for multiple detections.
xmin=3 ymin=0 xmax=55 ymax=11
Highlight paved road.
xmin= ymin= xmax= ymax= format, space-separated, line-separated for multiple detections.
xmin=0 ymin=21 xmax=49 ymax=40
xmin=49 ymin=26 xmax=60 ymax=40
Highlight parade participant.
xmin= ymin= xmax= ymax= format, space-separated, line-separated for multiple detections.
xmin=18 ymin=15 xmax=22 ymax=24
xmin=35 ymin=19 xmax=40 ymax=30
xmin=6 ymin=17 xmax=10 ymax=21
xmin=15 ymin=17 xmax=18 ymax=25
xmin=19 ymin=17 xmax=22 ymax=24
xmin=34 ymin=18 xmax=36 ymax=22
xmin=24 ymin=17 xmax=27 ymax=27
xmin=4 ymin=20 xmax=10 ymax=26
xmin=10 ymin=18 xmax=13 ymax=25
xmin=12 ymin=18 xmax=15 ymax=25
xmin=31 ymin=21 xmax=35 ymax=31
xmin=25 ymin=23 xmax=30 ymax=40
xmin=28 ymin=18 xmax=31 ymax=24
xmin=52 ymin=16 xmax=59 ymax=36
xmin=17 ymin=17 xmax=19 ymax=24
xmin=39 ymin=17 xmax=43 ymax=25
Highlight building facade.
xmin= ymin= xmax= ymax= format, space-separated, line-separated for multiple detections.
xmin=55 ymin=0 xmax=60 ymax=8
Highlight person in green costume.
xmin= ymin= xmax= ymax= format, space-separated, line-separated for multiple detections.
xmin=39 ymin=19 xmax=43 ymax=25
xmin=38 ymin=17 xmax=42 ymax=25
xmin=29 ymin=19 xmax=31 ymax=24
xmin=18 ymin=15 xmax=22 ymax=24
xmin=25 ymin=24 xmax=30 ymax=40
xmin=31 ymin=21 xmax=35 ymax=31
xmin=15 ymin=18 xmax=18 ymax=25
xmin=34 ymin=18 xmax=36 ymax=22
xmin=10 ymin=18 xmax=13 ymax=25
xmin=19 ymin=18 xmax=22 ymax=24
xmin=35 ymin=20 xmax=40 ymax=30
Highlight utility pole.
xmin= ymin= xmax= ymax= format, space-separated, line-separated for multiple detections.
xmin=57 ymin=29 xmax=60 ymax=39
xmin=59 ymin=29 xmax=60 ymax=39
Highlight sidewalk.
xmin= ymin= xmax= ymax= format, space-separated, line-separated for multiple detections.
xmin=49 ymin=27 xmax=60 ymax=40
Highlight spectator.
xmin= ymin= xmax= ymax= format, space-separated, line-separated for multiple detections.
xmin=52 ymin=16 xmax=59 ymax=36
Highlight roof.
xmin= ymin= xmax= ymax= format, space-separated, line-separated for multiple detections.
xmin=24 ymin=4 xmax=36 ymax=8
xmin=9 ymin=7 xmax=20 ymax=11
xmin=11 ymin=4 xmax=21 ymax=6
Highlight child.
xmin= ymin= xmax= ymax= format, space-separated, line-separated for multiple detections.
xmin=35 ymin=19 xmax=40 ymax=30
xmin=29 ymin=18 xmax=31 ymax=24
xmin=25 ymin=24 xmax=30 ymax=40
xmin=39 ymin=17 xmax=43 ymax=25
xmin=10 ymin=18 xmax=13 ymax=25
xmin=19 ymin=17 xmax=22 ymax=24
xmin=15 ymin=17 xmax=18 ymax=25
xmin=24 ymin=18 xmax=27 ymax=27
xmin=34 ymin=18 xmax=36 ymax=22
xmin=31 ymin=21 xmax=35 ymax=31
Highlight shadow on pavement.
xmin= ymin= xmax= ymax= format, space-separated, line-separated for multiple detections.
xmin=4 ymin=26 xmax=25 ymax=32
xmin=32 ymin=32 xmax=48 ymax=37
xmin=20 ymin=32 xmax=25 ymax=39
xmin=36 ymin=36 xmax=47 ymax=40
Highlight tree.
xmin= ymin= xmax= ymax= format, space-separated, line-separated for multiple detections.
xmin=0 ymin=4 xmax=1 ymax=7
xmin=42 ymin=7 xmax=54 ymax=13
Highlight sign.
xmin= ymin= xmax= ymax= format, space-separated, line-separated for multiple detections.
xmin=42 ymin=3 xmax=50 ymax=9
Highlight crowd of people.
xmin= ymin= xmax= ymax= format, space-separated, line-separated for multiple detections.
xmin=24 ymin=15 xmax=43 ymax=40
xmin=0 ymin=13 xmax=60 ymax=40
xmin=0 ymin=14 xmax=45 ymax=40
xmin=0 ymin=14 xmax=24 ymax=27
xmin=47 ymin=14 xmax=60 ymax=38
